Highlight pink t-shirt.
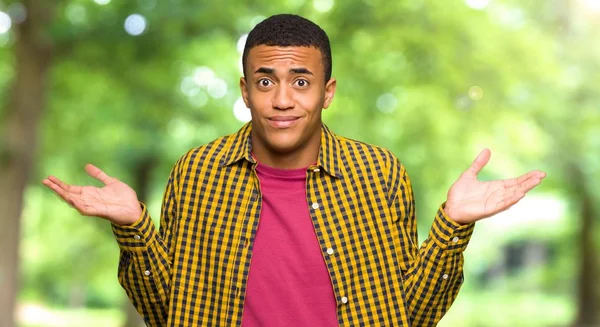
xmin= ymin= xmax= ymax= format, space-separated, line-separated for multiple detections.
xmin=240 ymin=162 xmax=338 ymax=327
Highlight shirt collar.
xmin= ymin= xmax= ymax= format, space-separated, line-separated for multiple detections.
xmin=219 ymin=122 xmax=342 ymax=178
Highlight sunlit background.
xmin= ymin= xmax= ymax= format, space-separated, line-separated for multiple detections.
xmin=0 ymin=0 xmax=599 ymax=326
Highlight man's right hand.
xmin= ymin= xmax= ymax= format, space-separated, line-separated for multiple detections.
xmin=42 ymin=164 xmax=142 ymax=226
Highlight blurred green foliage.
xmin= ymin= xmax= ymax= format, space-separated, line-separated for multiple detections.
xmin=1 ymin=0 xmax=598 ymax=326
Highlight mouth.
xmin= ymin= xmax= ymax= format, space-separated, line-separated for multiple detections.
xmin=267 ymin=116 xmax=301 ymax=128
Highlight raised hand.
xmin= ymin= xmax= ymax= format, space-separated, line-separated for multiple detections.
xmin=42 ymin=164 xmax=142 ymax=226
xmin=444 ymin=149 xmax=546 ymax=225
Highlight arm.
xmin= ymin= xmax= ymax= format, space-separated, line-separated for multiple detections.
xmin=111 ymin=161 xmax=181 ymax=327
xmin=42 ymin=158 xmax=189 ymax=326
xmin=389 ymin=149 xmax=545 ymax=325
xmin=389 ymin=160 xmax=474 ymax=326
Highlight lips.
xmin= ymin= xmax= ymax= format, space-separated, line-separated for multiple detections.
xmin=267 ymin=116 xmax=300 ymax=128
xmin=269 ymin=116 xmax=300 ymax=121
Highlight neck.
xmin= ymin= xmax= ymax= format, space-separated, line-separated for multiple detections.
xmin=250 ymin=131 xmax=321 ymax=170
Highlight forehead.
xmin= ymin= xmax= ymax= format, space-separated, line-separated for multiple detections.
xmin=247 ymin=45 xmax=323 ymax=71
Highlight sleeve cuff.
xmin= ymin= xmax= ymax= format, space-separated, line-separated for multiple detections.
xmin=111 ymin=202 xmax=158 ymax=252
xmin=428 ymin=203 xmax=475 ymax=253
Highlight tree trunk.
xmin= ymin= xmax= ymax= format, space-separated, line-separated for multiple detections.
xmin=0 ymin=1 xmax=56 ymax=327
xmin=570 ymin=163 xmax=599 ymax=326
xmin=121 ymin=155 xmax=158 ymax=327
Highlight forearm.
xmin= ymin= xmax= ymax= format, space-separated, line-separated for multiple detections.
xmin=112 ymin=204 xmax=171 ymax=326
xmin=403 ymin=206 xmax=474 ymax=326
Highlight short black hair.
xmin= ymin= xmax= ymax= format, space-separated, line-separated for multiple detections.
xmin=242 ymin=14 xmax=332 ymax=83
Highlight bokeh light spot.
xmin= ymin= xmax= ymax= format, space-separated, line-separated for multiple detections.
xmin=65 ymin=4 xmax=87 ymax=25
xmin=465 ymin=0 xmax=489 ymax=10
xmin=313 ymin=0 xmax=335 ymax=12
xmin=193 ymin=67 xmax=215 ymax=87
xmin=207 ymin=79 xmax=228 ymax=99
xmin=0 ymin=11 xmax=11 ymax=34
xmin=180 ymin=77 xmax=200 ymax=97
xmin=7 ymin=3 xmax=27 ymax=24
xmin=468 ymin=86 xmax=484 ymax=100
xmin=376 ymin=93 xmax=398 ymax=113
xmin=124 ymin=14 xmax=147 ymax=36
xmin=234 ymin=98 xmax=252 ymax=122
xmin=237 ymin=34 xmax=248 ymax=54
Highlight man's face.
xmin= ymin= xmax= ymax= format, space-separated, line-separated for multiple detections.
xmin=240 ymin=45 xmax=336 ymax=156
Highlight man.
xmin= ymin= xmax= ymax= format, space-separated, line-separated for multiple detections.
xmin=43 ymin=14 xmax=546 ymax=327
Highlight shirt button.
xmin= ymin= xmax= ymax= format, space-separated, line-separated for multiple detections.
xmin=313 ymin=168 xmax=320 ymax=172
xmin=442 ymin=274 xmax=449 ymax=280
xmin=341 ymin=296 xmax=348 ymax=304
xmin=144 ymin=270 xmax=151 ymax=276
xmin=311 ymin=202 xmax=319 ymax=210
xmin=326 ymin=248 xmax=334 ymax=255
xmin=133 ymin=235 xmax=141 ymax=240
xmin=452 ymin=237 xmax=459 ymax=243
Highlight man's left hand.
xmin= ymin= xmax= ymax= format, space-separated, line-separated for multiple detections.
xmin=444 ymin=148 xmax=546 ymax=225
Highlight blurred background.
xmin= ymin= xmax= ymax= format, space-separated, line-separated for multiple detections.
xmin=0 ymin=0 xmax=598 ymax=326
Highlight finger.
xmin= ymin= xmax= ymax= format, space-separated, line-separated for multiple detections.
xmin=467 ymin=148 xmax=491 ymax=176
xmin=42 ymin=178 xmax=75 ymax=204
xmin=85 ymin=164 xmax=116 ymax=185
xmin=502 ymin=170 xmax=541 ymax=189
xmin=504 ymin=177 xmax=541 ymax=195
xmin=518 ymin=170 xmax=546 ymax=184
xmin=519 ymin=176 xmax=543 ymax=194
xmin=47 ymin=176 xmax=83 ymax=194
xmin=43 ymin=179 xmax=102 ymax=216
xmin=508 ymin=172 xmax=545 ymax=192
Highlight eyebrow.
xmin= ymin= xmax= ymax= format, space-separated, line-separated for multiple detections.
xmin=253 ymin=67 xmax=314 ymax=75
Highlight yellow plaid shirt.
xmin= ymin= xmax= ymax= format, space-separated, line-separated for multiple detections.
xmin=112 ymin=122 xmax=475 ymax=326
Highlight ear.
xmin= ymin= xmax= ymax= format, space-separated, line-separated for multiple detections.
xmin=239 ymin=76 xmax=250 ymax=108
xmin=323 ymin=78 xmax=337 ymax=109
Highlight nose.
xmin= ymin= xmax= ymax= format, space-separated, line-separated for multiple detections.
xmin=272 ymin=84 xmax=294 ymax=110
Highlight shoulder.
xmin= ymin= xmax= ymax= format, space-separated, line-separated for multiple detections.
xmin=334 ymin=134 xmax=409 ymax=200
xmin=336 ymin=134 xmax=402 ymax=172
xmin=172 ymin=131 xmax=239 ymax=177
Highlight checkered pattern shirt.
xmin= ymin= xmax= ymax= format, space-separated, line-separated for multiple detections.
xmin=112 ymin=122 xmax=475 ymax=326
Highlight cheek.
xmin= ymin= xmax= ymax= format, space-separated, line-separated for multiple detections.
xmin=297 ymin=89 xmax=325 ymax=109
xmin=246 ymin=91 xmax=270 ymax=109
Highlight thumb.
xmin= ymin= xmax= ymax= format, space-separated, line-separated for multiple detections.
xmin=85 ymin=164 xmax=116 ymax=185
xmin=466 ymin=148 xmax=491 ymax=176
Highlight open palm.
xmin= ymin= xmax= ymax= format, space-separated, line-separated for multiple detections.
xmin=445 ymin=149 xmax=546 ymax=225
xmin=42 ymin=164 xmax=142 ymax=226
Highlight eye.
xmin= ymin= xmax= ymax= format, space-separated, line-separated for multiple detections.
xmin=294 ymin=79 xmax=309 ymax=88
xmin=257 ymin=78 xmax=273 ymax=88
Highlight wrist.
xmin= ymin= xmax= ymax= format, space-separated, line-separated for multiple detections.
xmin=443 ymin=203 xmax=463 ymax=225
xmin=114 ymin=206 xmax=143 ymax=226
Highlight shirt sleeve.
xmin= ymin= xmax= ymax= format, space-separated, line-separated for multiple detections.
xmin=388 ymin=157 xmax=475 ymax=326
xmin=111 ymin=159 xmax=181 ymax=327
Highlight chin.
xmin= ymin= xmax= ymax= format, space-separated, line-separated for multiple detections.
xmin=265 ymin=137 xmax=303 ymax=154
